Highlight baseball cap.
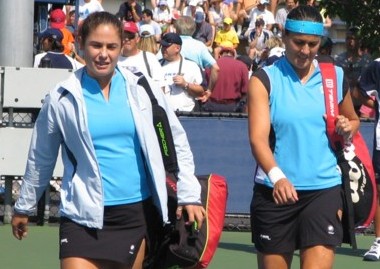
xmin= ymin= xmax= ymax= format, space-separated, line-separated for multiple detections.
xmin=172 ymin=10 xmax=181 ymax=20
xmin=139 ymin=24 xmax=155 ymax=37
xmin=160 ymin=33 xmax=182 ymax=46
xmin=158 ymin=0 xmax=168 ymax=5
xmin=50 ymin=9 xmax=66 ymax=29
xmin=223 ymin=17 xmax=233 ymax=25
xmin=38 ymin=28 xmax=63 ymax=41
xmin=194 ymin=12 xmax=205 ymax=23
xmin=124 ymin=21 xmax=139 ymax=33
xmin=259 ymin=0 xmax=270 ymax=5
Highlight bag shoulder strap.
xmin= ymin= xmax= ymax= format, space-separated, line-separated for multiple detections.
xmin=134 ymin=72 xmax=180 ymax=174
xmin=142 ymin=50 xmax=152 ymax=78
xmin=135 ymin=71 xmax=158 ymax=105
xmin=318 ymin=56 xmax=344 ymax=150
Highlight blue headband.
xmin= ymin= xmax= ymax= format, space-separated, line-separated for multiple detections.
xmin=285 ymin=19 xmax=324 ymax=36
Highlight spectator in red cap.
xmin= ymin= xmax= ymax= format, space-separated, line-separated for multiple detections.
xmin=50 ymin=8 xmax=75 ymax=56
xmin=119 ymin=21 xmax=165 ymax=90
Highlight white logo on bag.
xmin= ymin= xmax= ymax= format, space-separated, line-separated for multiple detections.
xmin=343 ymin=144 xmax=368 ymax=204
xmin=60 ymin=238 xmax=68 ymax=244
xmin=327 ymin=225 xmax=335 ymax=235
xmin=129 ymin=245 xmax=135 ymax=255
xmin=260 ymin=234 xmax=271 ymax=241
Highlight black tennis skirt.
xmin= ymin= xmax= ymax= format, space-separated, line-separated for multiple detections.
xmin=59 ymin=198 xmax=161 ymax=266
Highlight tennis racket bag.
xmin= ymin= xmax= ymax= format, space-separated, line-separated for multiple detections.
xmin=319 ymin=57 xmax=377 ymax=247
xmin=137 ymin=74 xmax=179 ymax=174
xmin=162 ymin=173 xmax=228 ymax=269
xmin=135 ymin=73 xmax=228 ymax=268
xmin=335 ymin=133 xmax=377 ymax=228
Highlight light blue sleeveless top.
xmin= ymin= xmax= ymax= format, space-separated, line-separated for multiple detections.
xmin=255 ymin=57 xmax=344 ymax=190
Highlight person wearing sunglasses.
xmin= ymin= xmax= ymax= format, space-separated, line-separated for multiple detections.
xmin=160 ymin=33 xmax=205 ymax=112
xmin=119 ymin=22 xmax=165 ymax=91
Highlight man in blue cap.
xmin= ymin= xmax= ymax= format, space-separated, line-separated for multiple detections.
xmin=160 ymin=33 xmax=206 ymax=112
xmin=34 ymin=28 xmax=81 ymax=69
xmin=192 ymin=11 xmax=214 ymax=49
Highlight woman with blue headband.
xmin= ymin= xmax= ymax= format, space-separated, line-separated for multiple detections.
xmin=248 ymin=5 xmax=359 ymax=269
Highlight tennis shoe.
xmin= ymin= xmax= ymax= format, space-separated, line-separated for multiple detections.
xmin=363 ymin=239 xmax=380 ymax=261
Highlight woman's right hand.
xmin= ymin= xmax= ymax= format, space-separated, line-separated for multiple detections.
xmin=272 ymin=178 xmax=299 ymax=205
xmin=11 ymin=213 xmax=29 ymax=240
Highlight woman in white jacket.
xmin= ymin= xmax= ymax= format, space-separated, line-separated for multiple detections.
xmin=11 ymin=11 xmax=205 ymax=269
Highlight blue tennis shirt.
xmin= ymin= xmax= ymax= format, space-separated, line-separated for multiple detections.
xmin=81 ymin=69 xmax=151 ymax=205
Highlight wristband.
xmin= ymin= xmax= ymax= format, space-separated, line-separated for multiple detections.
xmin=267 ymin=166 xmax=286 ymax=185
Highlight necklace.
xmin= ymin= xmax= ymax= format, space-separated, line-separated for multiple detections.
xmin=300 ymin=63 xmax=315 ymax=84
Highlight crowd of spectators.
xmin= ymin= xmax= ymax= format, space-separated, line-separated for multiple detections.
xmin=34 ymin=0 xmax=375 ymax=116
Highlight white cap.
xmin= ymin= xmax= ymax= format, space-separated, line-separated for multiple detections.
xmin=259 ymin=0 xmax=270 ymax=4
xmin=139 ymin=24 xmax=155 ymax=37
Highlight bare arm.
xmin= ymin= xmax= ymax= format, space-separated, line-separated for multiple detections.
xmin=175 ymin=0 xmax=181 ymax=9
xmin=173 ymin=75 xmax=205 ymax=97
xmin=151 ymin=0 xmax=157 ymax=9
xmin=208 ymin=63 xmax=219 ymax=91
xmin=337 ymin=89 xmax=360 ymax=141
xmin=248 ymin=76 xmax=276 ymax=176
xmin=352 ymin=84 xmax=375 ymax=108
xmin=235 ymin=0 xmax=243 ymax=17
xmin=131 ymin=3 xmax=141 ymax=22
xmin=323 ymin=14 xmax=332 ymax=29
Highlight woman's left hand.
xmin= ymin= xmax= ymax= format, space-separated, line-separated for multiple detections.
xmin=335 ymin=115 xmax=353 ymax=141
xmin=176 ymin=204 xmax=206 ymax=230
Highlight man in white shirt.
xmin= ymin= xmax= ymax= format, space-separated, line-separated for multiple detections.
xmin=118 ymin=21 xmax=165 ymax=90
xmin=182 ymin=0 xmax=205 ymax=18
xmin=275 ymin=0 xmax=298 ymax=36
xmin=160 ymin=33 xmax=205 ymax=112
xmin=137 ymin=8 xmax=163 ymax=42
xmin=245 ymin=0 xmax=275 ymax=37
xmin=78 ymin=0 xmax=104 ymax=22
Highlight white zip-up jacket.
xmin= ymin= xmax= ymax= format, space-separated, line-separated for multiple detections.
xmin=14 ymin=66 xmax=201 ymax=228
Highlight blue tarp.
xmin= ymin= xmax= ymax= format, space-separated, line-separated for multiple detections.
xmin=179 ymin=117 xmax=375 ymax=214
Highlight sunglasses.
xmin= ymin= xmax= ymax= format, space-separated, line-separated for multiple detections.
xmin=161 ymin=43 xmax=173 ymax=48
xmin=124 ymin=32 xmax=136 ymax=40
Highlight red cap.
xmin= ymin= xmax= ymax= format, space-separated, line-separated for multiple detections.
xmin=50 ymin=9 xmax=66 ymax=29
xmin=123 ymin=21 xmax=139 ymax=33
